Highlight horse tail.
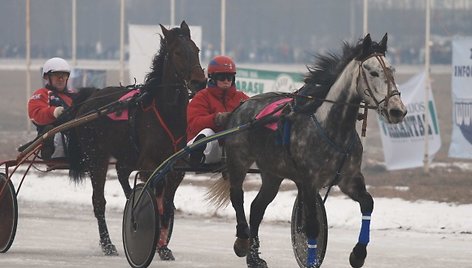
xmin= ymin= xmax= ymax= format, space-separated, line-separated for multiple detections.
xmin=67 ymin=129 xmax=87 ymax=183
xmin=205 ymin=174 xmax=231 ymax=209
xmin=66 ymin=87 xmax=98 ymax=183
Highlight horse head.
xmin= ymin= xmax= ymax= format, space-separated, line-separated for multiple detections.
xmin=355 ymin=33 xmax=407 ymax=124
xmin=160 ymin=21 xmax=206 ymax=99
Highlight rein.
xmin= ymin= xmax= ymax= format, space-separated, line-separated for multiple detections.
xmin=289 ymin=93 xmax=371 ymax=137
xmin=311 ymin=114 xmax=357 ymax=203
xmin=68 ymin=81 xmax=189 ymax=115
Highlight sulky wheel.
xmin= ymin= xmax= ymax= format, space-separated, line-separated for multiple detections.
xmin=123 ymin=183 xmax=159 ymax=268
xmin=291 ymin=193 xmax=328 ymax=268
xmin=0 ymin=173 xmax=18 ymax=253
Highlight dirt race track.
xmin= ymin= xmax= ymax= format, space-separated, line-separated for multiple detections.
xmin=1 ymin=65 xmax=471 ymax=204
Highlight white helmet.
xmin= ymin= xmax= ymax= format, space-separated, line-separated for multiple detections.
xmin=42 ymin=57 xmax=71 ymax=77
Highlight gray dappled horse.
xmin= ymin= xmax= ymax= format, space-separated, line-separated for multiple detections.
xmin=68 ymin=21 xmax=206 ymax=258
xmin=210 ymin=33 xmax=407 ymax=268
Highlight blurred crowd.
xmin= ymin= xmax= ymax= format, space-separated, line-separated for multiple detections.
xmin=0 ymin=42 xmax=124 ymax=61
xmin=0 ymin=39 xmax=452 ymax=65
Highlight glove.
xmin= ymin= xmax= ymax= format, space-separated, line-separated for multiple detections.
xmin=214 ymin=112 xmax=231 ymax=127
xmin=53 ymin=106 xmax=64 ymax=118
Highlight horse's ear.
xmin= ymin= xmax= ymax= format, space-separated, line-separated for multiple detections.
xmin=160 ymin=24 xmax=170 ymax=39
xmin=363 ymin=34 xmax=372 ymax=47
xmin=379 ymin=33 xmax=388 ymax=52
xmin=361 ymin=33 xmax=372 ymax=55
xmin=180 ymin=20 xmax=191 ymax=38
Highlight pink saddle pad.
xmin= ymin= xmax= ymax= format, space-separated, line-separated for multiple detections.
xmin=255 ymin=98 xmax=292 ymax=130
xmin=107 ymin=89 xmax=140 ymax=121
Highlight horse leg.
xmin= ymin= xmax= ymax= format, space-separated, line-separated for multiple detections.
xmin=246 ymin=174 xmax=283 ymax=268
xmin=89 ymin=157 xmax=118 ymax=256
xmin=115 ymin=161 xmax=133 ymax=199
xmin=301 ymin=183 xmax=321 ymax=268
xmin=155 ymin=171 xmax=184 ymax=261
xmin=229 ymin=170 xmax=250 ymax=258
xmin=338 ymin=173 xmax=374 ymax=268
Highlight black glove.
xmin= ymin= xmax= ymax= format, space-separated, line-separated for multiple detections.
xmin=214 ymin=112 xmax=231 ymax=127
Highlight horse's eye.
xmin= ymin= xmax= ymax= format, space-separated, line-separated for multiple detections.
xmin=370 ymin=71 xmax=379 ymax=77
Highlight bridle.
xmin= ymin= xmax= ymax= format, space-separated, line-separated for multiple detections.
xmin=144 ymin=34 xmax=203 ymax=152
xmin=163 ymin=35 xmax=203 ymax=97
xmin=356 ymin=52 xmax=401 ymax=112
xmin=293 ymin=53 xmax=400 ymax=113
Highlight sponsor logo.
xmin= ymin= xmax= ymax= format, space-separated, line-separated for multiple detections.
xmin=454 ymin=101 xmax=472 ymax=144
xmin=30 ymin=94 xmax=41 ymax=100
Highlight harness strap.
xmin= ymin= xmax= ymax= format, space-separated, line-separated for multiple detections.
xmin=311 ymin=115 xmax=356 ymax=203
xmin=128 ymin=104 xmax=140 ymax=156
xmin=143 ymin=99 xmax=184 ymax=152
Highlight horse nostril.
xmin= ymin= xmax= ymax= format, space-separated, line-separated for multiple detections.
xmin=389 ymin=108 xmax=406 ymax=119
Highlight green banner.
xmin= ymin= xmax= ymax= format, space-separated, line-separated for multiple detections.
xmin=236 ymin=68 xmax=304 ymax=96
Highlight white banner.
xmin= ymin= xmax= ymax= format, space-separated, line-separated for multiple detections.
xmin=448 ymin=37 xmax=472 ymax=158
xmin=378 ymin=71 xmax=441 ymax=170
xmin=128 ymin=24 xmax=202 ymax=84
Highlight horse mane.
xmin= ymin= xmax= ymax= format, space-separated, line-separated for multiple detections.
xmin=302 ymin=42 xmax=357 ymax=99
xmin=302 ymin=36 xmax=387 ymax=99
xmin=142 ymin=35 xmax=167 ymax=92
xmin=143 ymin=26 xmax=189 ymax=92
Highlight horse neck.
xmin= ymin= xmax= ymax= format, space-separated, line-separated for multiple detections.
xmin=148 ymin=71 xmax=188 ymax=135
xmin=314 ymin=60 xmax=361 ymax=140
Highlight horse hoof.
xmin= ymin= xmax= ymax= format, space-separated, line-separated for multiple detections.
xmin=349 ymin=252 xmax=365 ymax=268
xmin=234 ymin=238 xmax=250 ymax=257
xmin=158 ymin=246 xmax=175 ymax=261
xmin=247 ymin=256 xmax=268 ymax=268
xmin=349 ymin=243 xmax=367 ymax=268
xmin=102 ymin=243 xmax=118 ymax=256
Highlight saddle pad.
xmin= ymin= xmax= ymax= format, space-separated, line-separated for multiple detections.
xmin=255 ymin=97 xmax=292 ymax=130
xmin=107 ymin=89 xmax=140 ymax=121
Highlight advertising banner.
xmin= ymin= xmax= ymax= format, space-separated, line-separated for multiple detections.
xmin=448 ymin=37 xmax=472 ymax=158
xmin=378 ymin=71 xmax=441 ymax=170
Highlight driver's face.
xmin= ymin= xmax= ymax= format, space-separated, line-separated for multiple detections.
xmin=216 ymin=79 xmax=232 ymax=89
xmin=48 ymin=72 xmax=69 ymax=91
xmin=213 ymin=73 xmax=234 ymax=89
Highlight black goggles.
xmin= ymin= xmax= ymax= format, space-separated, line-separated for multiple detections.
xmin=213 ymin=73 xmax=235 ymax=81
xmin=49 ymin=72 xmax=70 ymax=78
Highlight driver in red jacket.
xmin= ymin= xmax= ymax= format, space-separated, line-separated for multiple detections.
xmin=187 ymin=55 xmax=249 ymax=165
xmin=28 ymin=57 xmax=75 ymax=159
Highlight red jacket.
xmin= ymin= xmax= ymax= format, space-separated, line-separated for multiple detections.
xmin=28 ymin=87 xmax=74 ymax=126
xmin=187 ymin=85 xmax=249 ymax=141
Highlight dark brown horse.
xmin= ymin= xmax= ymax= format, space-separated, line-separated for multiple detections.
xmin=67 ymin=21 xmax=206 ymax=258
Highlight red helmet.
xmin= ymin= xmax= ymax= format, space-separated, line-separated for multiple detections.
xmin=207 ymin=55 xmax=236 ymax=75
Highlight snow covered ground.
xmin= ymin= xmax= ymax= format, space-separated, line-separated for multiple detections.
xmin=9 ymin=169 xmax=472 ymax=235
